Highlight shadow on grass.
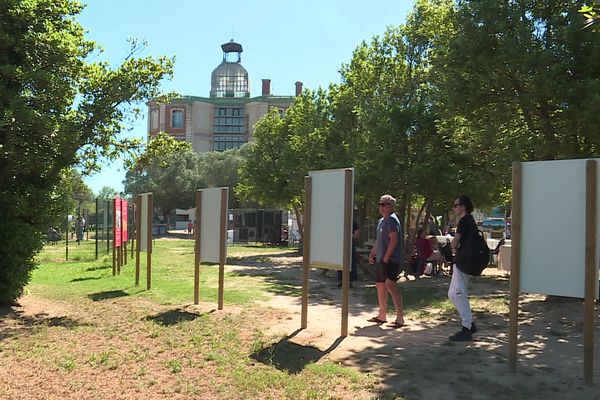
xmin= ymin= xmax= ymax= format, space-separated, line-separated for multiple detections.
xmin=227 ymin=251 xmax=302 ymax=298
xmin=0 ymin=306 xmax=89 ymax=341
xmin=85 ymin=264 xmax=111 ymax=272
xmin=227 ymin=250 xmax=301 ymax=265
xmin=251 ymin=329 xmax=344 ymax=374
xmin=87 ymin=290 xmax=130 ymax=301
xmin=71 ymin=276 xmax=102 ymax=282
xmin=144 ymin=308 xmax=214 ymax=326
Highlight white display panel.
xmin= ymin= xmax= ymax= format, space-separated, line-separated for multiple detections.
xmin=520 ymin=159 xmax=599 ymax=298
xmin=139 ymin=193 xmax=149 ymax=253
xmin=308 ymin=169 xmax=353 ymax=270
xmin=199 ymin=187 xmax=228 ymax=264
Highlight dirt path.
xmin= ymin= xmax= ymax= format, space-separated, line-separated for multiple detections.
xmin=226 ymin=253 xmax=600 ymax=399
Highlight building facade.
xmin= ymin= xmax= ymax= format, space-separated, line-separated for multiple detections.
xmin=148 ymin=40 xmax=302 ymax=152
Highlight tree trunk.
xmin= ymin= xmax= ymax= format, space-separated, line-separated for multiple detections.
xmin=293 ymin=205 xmax=303 ymax=253
xmin=398 ymin=189 xmax=411 ymax=270
xmin=294 ymin=205 xmax=303 ymax=239
xmin=414 ymin=199 xmax=428 ymax=238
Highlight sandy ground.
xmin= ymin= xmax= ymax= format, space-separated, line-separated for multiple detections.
xmin=226 ymin=253 xmax=600 ymax=399
xmin=1 ymin=251 xmax=599 ymax=399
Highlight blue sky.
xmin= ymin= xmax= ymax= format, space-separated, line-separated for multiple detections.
xmin=79 ymin=0 xmax=413 ymax=194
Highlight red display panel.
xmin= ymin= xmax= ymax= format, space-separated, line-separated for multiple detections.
xmin=114 ymin=197 xmax=122 ymax=247
xmin=122 ymin=199 xmax=128 ymax=243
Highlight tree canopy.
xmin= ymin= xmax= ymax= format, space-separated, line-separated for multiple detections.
xmin=96 ymin=186 xmax=119 ymax=200
xmin=124 ymin=133 xmax=202 ymax=223
xmin=236 ymin=0 xmax=600 ymax=244
xmin=0 ymin=0 xmax=173 ymax=305
xmin=124 ymin=133 xmax=245 ymax=220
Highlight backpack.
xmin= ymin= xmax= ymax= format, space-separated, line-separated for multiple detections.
xmin=455 ymin=229 xmax=490 ymax=276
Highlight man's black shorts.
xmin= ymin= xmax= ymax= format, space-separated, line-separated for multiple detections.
xmin=374 ymin=261 xmax=400 ymax=282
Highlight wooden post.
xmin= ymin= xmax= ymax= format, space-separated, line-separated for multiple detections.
xmin=135 ymin=195 xmax=141 ymax=286
xmin=95 ymin=197 xmax=99 ymax=260
xmin=112 ymin=199 xmax=116 ymax=276
xmin=301 ymin=176 xmax=312 ymax=329
xmin=147 ymin=193 xmax=153 ymax=290
xmin=218 ymin=188 xmax=227 ymax=310
xmin=121 ymin=200 xmax=129 ymax=265
xmin=106 ymin=200 xmax=110 ymax=255
xmin=584 ymin=160 xmax=597 ymax=386
xmin=341 ymin=169 xmax=352 ymax=337
xmin=117 ymin=246 xmax=121 ymax=275
xmin=194 ymin=190 xmax=202 ymax=305
xmin=131 ymin=202 xmax=135 ymax=260
xmin=65 ymin=215 xmax=69 ymax=261
xmin=509 ymin=161 xmax=522 ymax=373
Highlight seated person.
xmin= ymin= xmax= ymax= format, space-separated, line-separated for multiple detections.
xmin=427 ymin=236 xmax=443 ymax=262
xmin=414 ymin=229 xmax=442 ymax=276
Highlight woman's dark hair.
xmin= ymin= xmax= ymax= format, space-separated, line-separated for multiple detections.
xmin=456 ymin=196 xmax=474 ymax=214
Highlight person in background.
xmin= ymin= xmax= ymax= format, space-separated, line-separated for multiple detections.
xmin=414 ymin=228 xmax=442 ymax=276
xmin=337 ymin=221 xmax=360 ymax=288
xmin=187 ymin=220 xmax=194 ymax=235
xmin=368 ymin=194 xmax=405 ymax=329
xmin=47 ymin=227 xmax=59 ymax=245
xmin=428 ymin=217 xmax=439 ymax=235
xmin=76 ymin=215 xmax=85 ymax=244
xmin=448 ymin=195 xmax=478 ymax=341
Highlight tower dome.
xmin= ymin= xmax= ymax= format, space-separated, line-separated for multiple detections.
xmin=210 ymin=40 xmax=250 ymax=98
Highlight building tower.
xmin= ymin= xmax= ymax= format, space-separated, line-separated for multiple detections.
xmin=210 ymin=40 xmax=250 ymax=98
xmin=148 ymin=40 xmax=301 ymax=153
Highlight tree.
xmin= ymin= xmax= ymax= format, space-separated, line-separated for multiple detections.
xmin=0 ymin=0 xmax=173 ymax=305
xmin=197 ymin=149 xmax=243 ymax=207
xmin=334 ymin=1 xmax=477 ymax=239
xmin=96 ymin=186 xmax=119 ymax=200
xmin=124 ymin=134 xmax=203 ymax=224
xmin=44 ymin=168 xmax=94 ymax=234
xmin=580 ymin=2 xmax=600 ymax=30
xmin=237 ymin=89 xmax=333 ymax=233
xmin=238 ymin=1 xmax=469 ymax=241
xmin=435 ymin=0 xmax=600 ymax=166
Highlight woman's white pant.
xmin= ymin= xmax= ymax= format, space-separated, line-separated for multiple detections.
xmin=448 ymin=264 xmax=472 ymax=329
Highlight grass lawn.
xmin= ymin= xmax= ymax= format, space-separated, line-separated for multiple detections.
xmin=31 ymin=240 xmax=293 ymax=305
xmin=6 ymin=240 xmax=594 ymax=400
xmin=0 ymin=239 xmax=380 ymax=400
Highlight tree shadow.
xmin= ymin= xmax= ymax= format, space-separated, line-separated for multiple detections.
xmin=227 ymin=252 xmax=303 ymax=298
xmin=87 ymin=290 xmax=129 ymax=301
xmin=231 ymin=260 xmax=457 ymax=318
xmin=0 ymin=306 xmax=88 ymax=342
xmin=336 ymin=286 xmax=600 ymax=399
xmin=144 ymin=308 xmax=215 ymax=326
xmin=70 ymin=276 xmax=102 ymax=282
xmin=251 ymin=328 xmax=344 ymax=374
xmin=85 ymin=265 xmax=111 ymax=272
xmin=227 ymin=250 xmax=302 ymax=266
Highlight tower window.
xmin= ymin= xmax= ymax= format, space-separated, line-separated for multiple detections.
xmin=213 ymin=135 xmax=246 ymax=151
xmin=151 ymin=110 xmax=159 ymax=130
xmin=171 ymin=109 xmax=184 ymax=128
